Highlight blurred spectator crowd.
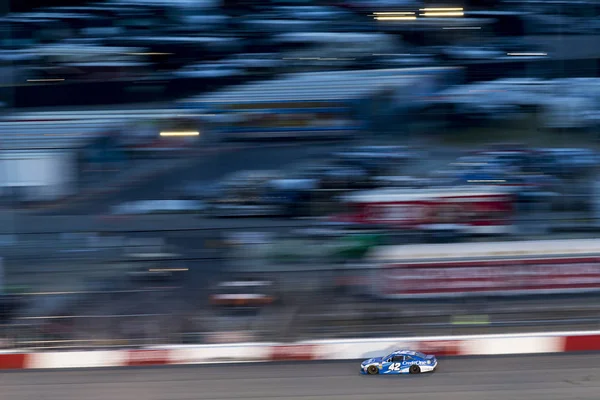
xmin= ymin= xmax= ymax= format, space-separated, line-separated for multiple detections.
xmin=1 ymin=0 xmax=600 ymax=350
xmin=2 ymin=0 xmax=600 ymax=107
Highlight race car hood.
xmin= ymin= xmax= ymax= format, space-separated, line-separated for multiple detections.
xmin=361 ymin=357 xmax=382 ymax=366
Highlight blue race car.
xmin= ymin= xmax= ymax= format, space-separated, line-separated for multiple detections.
xmin=360 ymin=350 xmax=437 ymax=375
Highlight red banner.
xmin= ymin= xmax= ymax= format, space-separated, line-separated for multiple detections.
xmin=379 ymin=257 xmax=600 ymax=297
xmin=0 ymin=354 xmax=27 ymax=370
xmin=564 ymin=335 xmax=600 ymax=352
xmin=269 ymin=345 xmax=317 ymax=361
xmin=126 ymin=350 xmax=170 ymax=366
xmin=416 ymin=340 xmax=462 ymax=356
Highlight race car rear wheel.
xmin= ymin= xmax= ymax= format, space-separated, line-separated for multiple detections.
xmin=367 ymin=365 xmax=379 ymax=375
xmin=409 ymin=365 xmax=421 ymax=374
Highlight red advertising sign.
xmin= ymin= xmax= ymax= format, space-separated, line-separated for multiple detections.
xmin=0 ymin=354 xmax=27 ymax=370
xmin=370 ymin=203 xmax=431 ymax=225
xmin=126 ymin=350 xmax=170 ymax=366
xmin=269 ymin=345 xmax=316 ymax=361
xmin=334 ymin=187 xmax=515 ymax=235
xmin=363 ymin=198 xmax=512 ymax=227
xmin=378 ymin=257 xmax=600 ymax=297
xmin=416 ymin=340 xmax=462 ymax=357
xmin=564 ymin=335 xmax=600 ymax=352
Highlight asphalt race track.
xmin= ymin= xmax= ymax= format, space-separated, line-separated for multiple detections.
xmin=3 ymin=353 xmax=600 ymax=400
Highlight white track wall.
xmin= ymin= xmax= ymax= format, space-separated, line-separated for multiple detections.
xmin=1 ymin=330 xmax=599 ymax=370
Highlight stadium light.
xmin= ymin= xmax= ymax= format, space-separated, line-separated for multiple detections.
xmin=159 ymin=131 xmax=200 ymax=137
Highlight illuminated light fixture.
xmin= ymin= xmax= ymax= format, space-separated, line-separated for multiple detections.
xmin=443 ymin=26 xmax=481 ymax=29
xmin=507 ymin=52 xmax=547 ymax=56
xmin=420 ymin=7 xmax=463 ymax=11
xmin=373 ymin=11 xmax=415 ymax=14
xmin=373 ymin=11 xmax=416 ymax=20
xmin=27 ymin=78 xmax=65 ymax=82
xmin=375 ymin=16 xmax=417 ymax=20
xmin=159 ymin=131 xmax=200 ymax=137
xmin=422 ymin=11 xmax=464 ymax=16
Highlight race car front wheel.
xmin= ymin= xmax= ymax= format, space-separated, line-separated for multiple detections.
xmin=409 ymin=365 xmax=421 ymax=374
xmin=367 ymin=365 xmax=379 ymax=375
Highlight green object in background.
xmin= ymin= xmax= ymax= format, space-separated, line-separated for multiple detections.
xmin=331 ymin=233 xmax=383 ymax=259
xmin=263 ymin=232 xmax=384 ymax=263
xmin=452 ymin=315 xmax=490 ymax=325
xmin=3 ymin=285 xmax=30 ymax=295
xmin=267 ymin=240 xmax=308 ymax=262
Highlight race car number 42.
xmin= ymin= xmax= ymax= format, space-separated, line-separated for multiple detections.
xmin=389 ymin=363 xmax=402 ymax=371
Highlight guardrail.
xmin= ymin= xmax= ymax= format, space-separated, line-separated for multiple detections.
xmin=1 ymin=330 xmax=600 ymax=370
xmin=300 ymin=318 xmax=600 ymax=340
xmin=4 ymin=299 xmax=600 ymax=352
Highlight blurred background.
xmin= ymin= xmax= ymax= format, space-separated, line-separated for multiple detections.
xmin=1 ymin=0 xmax=600 ymax=350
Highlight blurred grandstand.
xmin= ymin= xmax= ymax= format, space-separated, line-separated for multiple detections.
xmin=1 ymin=0 xmax=600 ymax=351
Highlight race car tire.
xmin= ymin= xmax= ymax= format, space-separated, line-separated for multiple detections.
xmin=367 ymin=365 xmax=379 ymax=375
xmin=409 ymin=365 xmax=421 ymax=374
